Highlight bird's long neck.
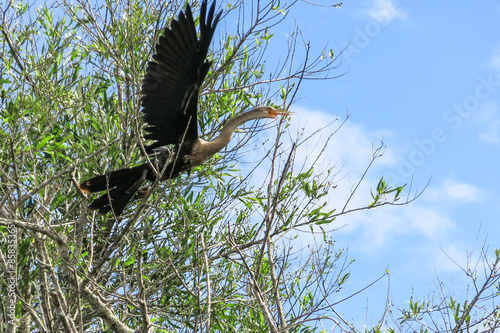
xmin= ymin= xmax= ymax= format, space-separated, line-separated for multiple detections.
xmin=191 ymin=110 xmax=269 ymax=166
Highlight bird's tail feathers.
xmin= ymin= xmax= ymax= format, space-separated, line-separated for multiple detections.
xmin=79 ymin=165 xmax=149 ymax=216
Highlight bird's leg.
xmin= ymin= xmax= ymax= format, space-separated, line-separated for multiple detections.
xmin=133 ymin=169 xmax=151 ymax=199
xmin=135 ymin=187 xmax=150 ymax=199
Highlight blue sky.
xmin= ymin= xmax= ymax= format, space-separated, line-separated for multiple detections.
xmin=249 ymin=0 xmax=500 ymax=327
xmin=6 ymin=0 xmax=499 ymax=329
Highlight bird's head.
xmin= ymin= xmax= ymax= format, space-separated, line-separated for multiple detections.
xmin=254 ymin=106 xmax=292 ymax=119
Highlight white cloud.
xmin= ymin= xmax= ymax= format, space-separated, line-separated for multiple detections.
xmin=287 ymin=106 xmax=396 ymax=175
xmin=479 ymin=128 xmax=500 ymax=144
xmin=426 ymin=179 xmax=483 ymax=203
xmin=339 ymin=203 xmax=454 ymax=249
xmin=247 ymin=107 xmax=476 ymax=255
xmin=490 ymin=47 xmax=500 ymax=70
xmin=472 ymin=101 xmax=500 ymax=144
xmin=362 ymin=0 xmax=407 ymax=23
xmin=435 ymin=244 xmax=472 ymax=273
xmin=282 ymin=107 xmax=455 ymax=249
xmin=443 ymin=181 xmax=482 ymax=202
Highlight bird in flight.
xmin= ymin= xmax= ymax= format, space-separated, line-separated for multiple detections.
xmin=79 ymin=0 xmax=289 ymax=216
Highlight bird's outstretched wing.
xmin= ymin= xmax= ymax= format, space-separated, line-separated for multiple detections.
xmin=141 ymin=0 xmax=222 ymax=153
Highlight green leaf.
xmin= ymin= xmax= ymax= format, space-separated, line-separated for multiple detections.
xmin=123 ymin=257 xmax=135 ymax=267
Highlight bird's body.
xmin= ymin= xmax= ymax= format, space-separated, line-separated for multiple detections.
xmin=79 ymin=0 xmax=288 ymax=216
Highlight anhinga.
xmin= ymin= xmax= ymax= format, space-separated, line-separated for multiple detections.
xmin=79 ymin=0 xmax=289 ymax=216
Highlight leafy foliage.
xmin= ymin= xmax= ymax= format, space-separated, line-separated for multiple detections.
xmin=1 ymin=0 xmax=498 ymax=332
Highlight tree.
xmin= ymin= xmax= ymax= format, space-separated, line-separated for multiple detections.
xmin=1 ymin=0 xmax=498 ymax=332
xmin=385 ymin=246 xmax=500 ymax=333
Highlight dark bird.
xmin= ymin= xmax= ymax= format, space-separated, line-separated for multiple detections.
xmin=79 ymin=0 xmax=289 ymax=216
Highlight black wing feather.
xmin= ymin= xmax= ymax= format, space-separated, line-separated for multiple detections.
xmin=141 ymin=0 xmax=222 ymax=153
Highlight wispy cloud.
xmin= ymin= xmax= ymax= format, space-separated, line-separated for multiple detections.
xmin=479 ymin=124 xmax=500 ymax=143
xmin=259 ymin=107 xmax=486 ymax=255
xmin=442 ymin=180 xmax=483 ymax=202
xmin=362 ymin=0 xmax=407 ymax=23
xmin=285 ymin=107 xmax=456 ymax=248
xmin=358 ymin=206 xmax=453 ymax=248
xmin=490 ymin=51 xmax=500 ymax=70
xmin=426 ymin=180 xmax=483 ymax=203
xmin=472 ymin=101 xmax=500 ymax=144
xmin=287 ymin=106 xmax=396 ymax=174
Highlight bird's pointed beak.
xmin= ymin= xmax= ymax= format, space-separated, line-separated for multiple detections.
xmin=269 ymin=108 xmax=293 ymax=119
